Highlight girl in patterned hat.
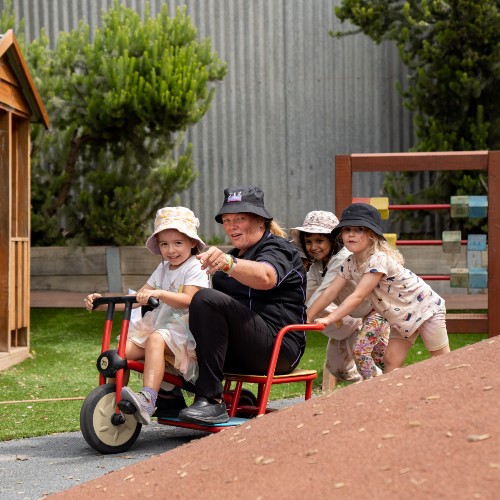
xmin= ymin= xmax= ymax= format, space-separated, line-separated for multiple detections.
xmin=291 ymin=210 xmax=389 ymax=382
xmin=85 ymin=206 xmax=209 ymax=424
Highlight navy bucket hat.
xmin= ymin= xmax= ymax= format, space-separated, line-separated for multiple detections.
xmin=333 ymin=203 xmax=386 ymax=240
xmin=215 ymin=185 xmax=273 ymax=223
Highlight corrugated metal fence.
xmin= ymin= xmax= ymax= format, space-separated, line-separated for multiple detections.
xmin=7 ymin=0 xmax=414 ymax=240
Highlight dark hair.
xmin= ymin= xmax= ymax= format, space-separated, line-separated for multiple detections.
xmin=190 ymin=239 xmax=201 ymax=255
xmin=299 ymin=231 xmax=342 ymax=261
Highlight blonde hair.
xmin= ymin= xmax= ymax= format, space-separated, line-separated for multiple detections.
xmin=266 ymin=219 xmax=287 ymax=238
xmin=336 ymin=228 xmax=404 ymax=271
xmin=369 ymin=230 xmax=404 ymax=265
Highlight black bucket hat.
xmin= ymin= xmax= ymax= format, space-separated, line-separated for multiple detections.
xmin=215 ymin=185 xmax=273 ymax=223
xmin=333 ymin=203 xmax=386 ymax=240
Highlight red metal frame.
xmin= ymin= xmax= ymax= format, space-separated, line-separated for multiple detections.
xmin=223 ymin=324 xmax=322 ymax=417
xmin=389 ymin=204 xmax=451 ymax=210
xmin=94 ymin=299 xmax=324 ymax=432
xmin=396 ymin=240 xmax=467 ymax=245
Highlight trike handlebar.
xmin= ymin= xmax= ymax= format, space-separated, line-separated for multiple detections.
xmin=92 ymin=295 xmax=160 ymax=310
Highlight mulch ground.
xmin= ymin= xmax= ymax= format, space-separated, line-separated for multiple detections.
xmin=50 ymin=337 xmax=500 ymax=500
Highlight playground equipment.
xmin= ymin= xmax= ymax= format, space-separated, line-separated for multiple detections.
xmin=335 ymin=151 xmax=498 ymax=337
xmin=0 ymin=31 xmax=49 ymax=371
xmin=354 ymin=197 xmax=488 ymax=288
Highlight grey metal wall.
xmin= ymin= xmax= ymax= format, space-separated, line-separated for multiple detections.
xmin=7 ymin=0 xmax=413 ymax=240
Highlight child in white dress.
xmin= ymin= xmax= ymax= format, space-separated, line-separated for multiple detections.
xmin=307 ymin=203 xmax=449 ymax=372
xmin=86 ymin=206 xmax=209 ymax=424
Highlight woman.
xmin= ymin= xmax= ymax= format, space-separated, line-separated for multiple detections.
xmin=178 ymin=185 xmax=307 ymax=425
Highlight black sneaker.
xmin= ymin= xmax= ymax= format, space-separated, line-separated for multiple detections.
xmin=178 ymin=397 xmax=229 ymax=425
xmin=152 ymin=391 xmax=187 ymax=418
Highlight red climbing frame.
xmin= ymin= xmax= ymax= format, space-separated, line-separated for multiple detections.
xmin=335 ymin=151 xmax=499 ymax=338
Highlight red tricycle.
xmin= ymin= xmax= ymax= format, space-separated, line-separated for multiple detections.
xmin=80 ymin=295 xmax=323 ymax=454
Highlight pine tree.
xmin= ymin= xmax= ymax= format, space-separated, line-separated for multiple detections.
xmin=4 ymin=0 xmax=226 ymax=245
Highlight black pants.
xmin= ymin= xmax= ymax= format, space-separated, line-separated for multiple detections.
xmin=189 ymin=288 xmax=299 ymax=399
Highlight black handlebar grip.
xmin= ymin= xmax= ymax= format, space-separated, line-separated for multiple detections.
xmin=148 ymin=297 xmax=160 ymax=309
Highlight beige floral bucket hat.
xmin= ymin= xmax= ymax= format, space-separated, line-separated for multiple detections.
xmin=146 ymin=206 xmax=205 ymax=255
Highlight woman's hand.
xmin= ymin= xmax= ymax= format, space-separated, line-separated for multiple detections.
xmin=85 ymin=293 xmax=102 ymax=311
xmin=197 ymin=246 xmax=229 ymax=275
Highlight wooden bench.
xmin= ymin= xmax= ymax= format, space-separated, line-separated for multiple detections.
xmin=443 ymin=294 xmax=487 ymax=334
xmin=446 ymin=313 xmax=488 ymax=333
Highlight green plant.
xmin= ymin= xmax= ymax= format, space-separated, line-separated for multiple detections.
xmin=0 ymin=309 xmax=487 ymax=441
xmin=0 ymin=0 xmax=227 ymax=246
xmin=204 ymin=235 xmax=227 ymax=246
xmin=333 ymin=0 xmax=499 ymax=234
xmin=334 ymin=0 xmax=500 ymax=152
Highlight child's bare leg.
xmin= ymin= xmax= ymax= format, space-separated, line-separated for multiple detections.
xmin=143 ymin=332 xmax=172 ymax=392
xmin=383 ymin=338 xmax=412 ymax=373
xmin=120 ymin=333 xmax=174 ymax=424
xmin=126 ymin=340 xmax=145 ymax=360
xmin=429 ymin=345 xmax=450 ymax=357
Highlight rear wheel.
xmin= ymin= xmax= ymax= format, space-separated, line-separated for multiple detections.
xmin=236 ymin=388 xmax=258 ymax=419
xmin=80 ymin=383 xmax=141 ymax=454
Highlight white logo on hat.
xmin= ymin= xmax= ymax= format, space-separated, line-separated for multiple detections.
xmin=227 ymin=191 xmax=242 ymax=202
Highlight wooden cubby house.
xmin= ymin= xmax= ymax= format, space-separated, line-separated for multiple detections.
xmin=0 ymin=30 xmax=49 ymax=371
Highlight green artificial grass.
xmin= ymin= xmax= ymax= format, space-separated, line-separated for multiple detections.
xmin=0 ymin=308 xmax=487 ymax=441
xmin=0 ymin=309 xmax=108 ymax=441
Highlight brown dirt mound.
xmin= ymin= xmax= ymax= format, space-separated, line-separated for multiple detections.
xmin=50 ymin=338 xmax=500 ymax=500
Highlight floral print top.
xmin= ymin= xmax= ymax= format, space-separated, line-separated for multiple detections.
xmin=339 ymin=251 xmax=445 ymax=337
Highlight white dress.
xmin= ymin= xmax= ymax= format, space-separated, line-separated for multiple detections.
xmin=128 ymin=256 xmax=209 ymax=384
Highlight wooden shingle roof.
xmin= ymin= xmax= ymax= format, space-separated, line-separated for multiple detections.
xmin=0 ymin=29 xmax=49 ymax=128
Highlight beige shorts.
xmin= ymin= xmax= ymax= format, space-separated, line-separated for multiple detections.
xmin=389 ymin=309 xmax=449 ymax=352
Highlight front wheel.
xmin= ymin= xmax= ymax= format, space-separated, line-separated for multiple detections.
xmin=80 ymin=383 xmax=141 ymax=454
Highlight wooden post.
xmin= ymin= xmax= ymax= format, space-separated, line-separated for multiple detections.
xmin=335 ymin=155 xmax=353 ymax=215
xmin=321 ymin=364 xmax=337 ymax=392
xmin=487 ymin=151 xmax=500 ymax=337
xmin=0 ymin=111 xmax=10 ymax=354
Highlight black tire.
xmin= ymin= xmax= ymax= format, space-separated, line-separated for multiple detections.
xmin=236 ymin=388 xmax=258 ymax=419
xmin=80 ymin=383 xmax=142 ymax=454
